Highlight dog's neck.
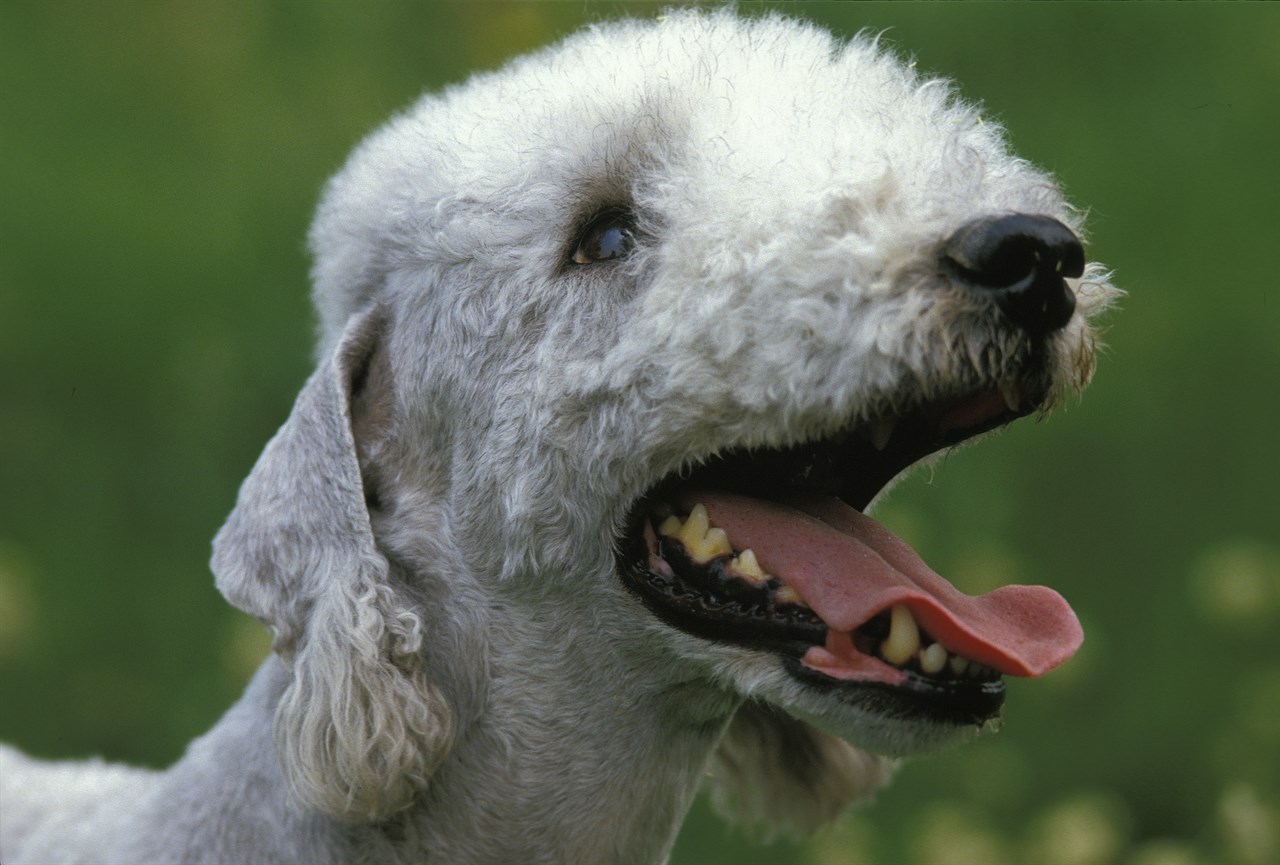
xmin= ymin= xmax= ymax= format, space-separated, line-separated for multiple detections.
xmin=391 ymin=582 xmax=740 ymax=862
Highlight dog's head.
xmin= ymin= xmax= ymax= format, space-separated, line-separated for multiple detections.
xmin=212 ymin=10 xmax=1117 ymax=829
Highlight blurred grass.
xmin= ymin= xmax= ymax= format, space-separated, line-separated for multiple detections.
xmin=1 ymin=2 xmax=1276 ymax=863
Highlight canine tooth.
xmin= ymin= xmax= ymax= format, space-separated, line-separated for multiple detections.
xmin=658 ymin=515 xmax=682 ymax=537
xmin=999 ymin=380 xmax=1021 ymax=413
xmin=867 ymin=417 xmax=895 ymax=451
xmin=774 ymin=584 xmax=809 ymax=608
xmin=919 ymin=642 xmax=948 ymax=675
xmin=729 ymin=549 xmax=770 ymax=585
xmin=948 ymin=655 xmax=970 ymax=676
xmin=879 ymin=604 xmax=920 ymax=666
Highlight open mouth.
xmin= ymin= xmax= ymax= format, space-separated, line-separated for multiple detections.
xmin=618 ymin=379 xmax=1084 ymax=726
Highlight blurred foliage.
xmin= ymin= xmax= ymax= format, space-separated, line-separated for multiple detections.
xmin=1 ymin=2 xmax=1277 ymax=863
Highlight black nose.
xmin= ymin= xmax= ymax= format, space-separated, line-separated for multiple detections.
xmin=943 ymin=214 xmax=1085 ymax=337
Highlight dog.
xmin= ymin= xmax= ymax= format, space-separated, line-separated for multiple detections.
xmin=0 ymin=10 xmax=1118 ymax=863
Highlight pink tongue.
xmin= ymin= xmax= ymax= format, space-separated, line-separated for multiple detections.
xmin=680 ymin=491 xmax=1082 ymax=677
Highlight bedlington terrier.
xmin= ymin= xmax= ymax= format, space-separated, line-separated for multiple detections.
xmin=0 ymin=9 xmax=1118 ymax=864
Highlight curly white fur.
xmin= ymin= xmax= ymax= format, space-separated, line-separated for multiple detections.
xmin=1 ymin=10 xmax=1117 ymax=864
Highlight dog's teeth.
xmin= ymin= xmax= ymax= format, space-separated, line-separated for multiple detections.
xmin=774 ymin=584 xmax=809 ymax=608
xmin=948 ymin=655 xmax=970 ymax=676
xmin=999 ymin=380 xmax=1021 ymax=413
xmin=684 ymin=504 xmax=710 ymax=537
xmin=866 ymin=417 xmax=895 ymax=451
xmin=728 ymin=549 xmax=770 ymax=585
xmin=879 ymin=604 xmax=920 ymax=666
xmin=919 ymin=642 xmax=948 ymax=675
xmin=671 ymin=504 xmax=709 ymax=549
xmin=670 ymin=504 xmax=733 ymax=562
xmin=661 ymin=504 xmax=734 ymax=563
xmin=693 ymin=528 xmax=732 ymax=562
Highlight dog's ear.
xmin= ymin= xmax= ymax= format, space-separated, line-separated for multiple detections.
xmin=709 ymin=701 xmax=896 ymax=835
xmin=211 ymin=304 xmax=452 ymax=822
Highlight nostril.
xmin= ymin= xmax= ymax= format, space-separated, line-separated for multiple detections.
xmin=943 ymin=214 xmax=1085 ymax=336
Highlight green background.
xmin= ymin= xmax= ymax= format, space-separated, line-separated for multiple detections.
xmin=1 ymin=3 xmax=1276 ymax=864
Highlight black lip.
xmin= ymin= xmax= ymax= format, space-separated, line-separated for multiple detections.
xmin=783 ymin=656 xmax=1006 ymax=725
xmin=619 ymin=525 xmax=827 ymax=650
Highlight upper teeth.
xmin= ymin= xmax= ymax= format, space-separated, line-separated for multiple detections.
xmin=773 ymin=584 xmax=806 ymax=606
xmin=727 ymin=548 xmax=770 ymax=585
xmin=663 ymin=504 xmax=732 ymax=563
xmin=656 ymin=504 xmax=808 ymax=607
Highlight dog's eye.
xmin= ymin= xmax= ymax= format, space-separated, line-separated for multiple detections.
xmin=571 ymin=209 xmax=636 ymax=265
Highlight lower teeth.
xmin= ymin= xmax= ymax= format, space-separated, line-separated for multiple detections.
xmin=863 ymin=605 xmax=998 ymax=681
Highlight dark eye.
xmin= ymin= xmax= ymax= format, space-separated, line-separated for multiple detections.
xmin=571 ymin=208 xmax=636 ymax=265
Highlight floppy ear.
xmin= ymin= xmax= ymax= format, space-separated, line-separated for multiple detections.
xmin=211 ymin=304 xmax=452 ymax=822
xmin=709 ymin=701 xmax=896 ymax=835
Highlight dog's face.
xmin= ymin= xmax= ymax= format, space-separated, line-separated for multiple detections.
xmin=217 ymin=12 xmax=1117 ymax=821
xmin=307 ymin=12 xmax=1115 ymax=755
